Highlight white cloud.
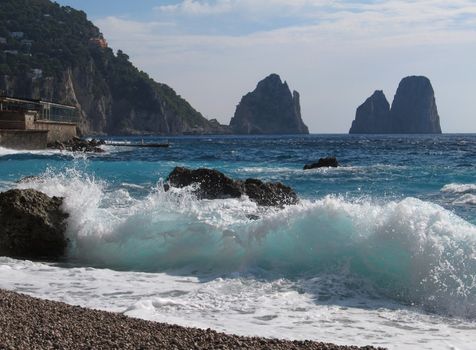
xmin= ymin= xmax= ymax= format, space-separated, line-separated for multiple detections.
xmin=155 ymin=0 xmax=339 ymax=19
xmin=158 ymin=0 xmax=234 ymax=15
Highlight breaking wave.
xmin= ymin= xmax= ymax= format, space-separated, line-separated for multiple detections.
xmin=16 ymin=169 xmax=476 ymax=319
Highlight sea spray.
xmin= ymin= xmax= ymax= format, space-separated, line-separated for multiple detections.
xmin=16 ymin=168 xmax=476 ymax=318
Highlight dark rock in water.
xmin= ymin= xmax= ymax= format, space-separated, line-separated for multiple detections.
xmin=304 ymin=157 xmax=339 ymax=170
xmin=0 ymin=189 xmax=69 ymax=260
xmin=349 ymin=76 xmax=442 ymax=134
xmin=167 ymin=167 xmax=242 ymax=200
xmin=167 ymin=167 xmax=298 ymax=206
xmin=243 ymin=178 xmax=298 ymax=206
xmin=349 ymin=90 xmax=390 ymax=134
xmin=48 ymin=137 xmax=105 ymax=153
xmin=390 ymin=76 xmax=442 ymax=133
xmin=229 ymin=74 xmax=309 ymax=134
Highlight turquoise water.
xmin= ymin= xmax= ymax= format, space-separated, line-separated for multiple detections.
xmin=0 ymin=134 xmax=475 ymax=348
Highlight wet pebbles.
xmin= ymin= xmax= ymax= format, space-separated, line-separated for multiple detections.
xmin=0 ymin=289 xmax=384 ymax=350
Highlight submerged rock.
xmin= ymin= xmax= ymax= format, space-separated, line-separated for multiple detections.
xmin=0 ymin=189 xmax=69 ymax=260
xmin=304 ymin=157 xmax=339 ymax=170
xmin=167 ymin=167 xmax=298 ymax=206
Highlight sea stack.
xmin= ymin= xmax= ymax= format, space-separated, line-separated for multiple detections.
xmin=390 ymin=76 xmax=442 ymax=133
xmin=349 ymin=76 xmax=442 ymax=134
xmin=349 ymin=90 xmax=390 ymax=134
xmin=229 ymin=74 xmax=309 ymax=134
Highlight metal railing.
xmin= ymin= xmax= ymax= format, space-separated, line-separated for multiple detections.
xmin=0 ymin=97 xmax=79 ymax=124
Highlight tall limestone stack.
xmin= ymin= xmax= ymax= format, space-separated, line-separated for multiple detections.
xmin=349 ymin=76 xmax=442 ymax=134
xmin=390 ymin=76 xmax=442 ymax=133
xmin=349 ymin=90 xmax=390 ymax=134
xmin=229 ymin=74 xmax=309 ymax=134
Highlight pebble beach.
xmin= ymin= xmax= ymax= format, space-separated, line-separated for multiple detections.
xmin=0 ymin=289 xmax=382 ymax=350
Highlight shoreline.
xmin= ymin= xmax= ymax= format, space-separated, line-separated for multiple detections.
xmin=0 ymin=289 xmax=383 ymax=349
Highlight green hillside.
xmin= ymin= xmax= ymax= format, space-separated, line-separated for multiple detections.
xmin=0 ymin=0 xmax=225 ymax=135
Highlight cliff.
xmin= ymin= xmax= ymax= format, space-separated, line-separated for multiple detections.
xmin=349 ymin=76 xmax=442 ymax=134
xmin=349 ymin=90 xmax=390 ymax=134
xmin=229 ymin=74 xmax=309 ymax=134
xmin=0 ymin=0 xmax=228 ymax=135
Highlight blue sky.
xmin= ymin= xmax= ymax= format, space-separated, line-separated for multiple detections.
xmin=55 ymin=0 xmax=476 ymax=132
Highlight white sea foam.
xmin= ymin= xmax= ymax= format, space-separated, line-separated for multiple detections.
xmin=121 ymin=182 xmax=147 ymax=190
xmin=441 ymin=183 xmax=476 ymax=194
xmin=454 ymin=194 xmax=476 ymax=205
xmin=0 ymin=146 xmax=62 ymax=157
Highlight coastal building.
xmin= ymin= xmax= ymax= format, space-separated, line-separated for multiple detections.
xmin=0 ymin=37 xmax=6 ymax=45
xmin=0 ymin=96 xmax=79 ymax=150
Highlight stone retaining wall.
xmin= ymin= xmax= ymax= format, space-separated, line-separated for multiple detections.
xmin=0 ymin=130 xmax=48 ymax=150
xmin=33 ymin=121 xmax=77 ymax=143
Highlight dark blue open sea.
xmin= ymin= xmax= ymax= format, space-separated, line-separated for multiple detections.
xmin=0 ymin=134 xmax=475 ymax=349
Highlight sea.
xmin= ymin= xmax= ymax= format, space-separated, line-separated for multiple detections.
xmin=0 ymin=134 xmax=475 ymax=349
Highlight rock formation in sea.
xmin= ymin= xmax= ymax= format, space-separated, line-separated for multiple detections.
xmin=389 ymin=76 xmax=442 ymax=133
xmin=229 ymin=74 xmax=309 ymax=134
xmin=349 ymin=76 xmax=442 ymax=134
xmin=349 ymin=91 xmax=391 ymax=134
xmin=0 ymin=189 xmax=68 ymax=259
xmin=303 ymin=157 xmax=340 ymax=170
xmin=166 ymin=167 xmax=299 ymax=207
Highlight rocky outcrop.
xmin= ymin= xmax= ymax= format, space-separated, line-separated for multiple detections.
xmin=349 ymin=76 xmax=442 ymax=134
xmin=349 ymin=91 xmax=390 ymax=134
xmin=48 ymin=137 xmax=105 ymax=153
xmin=229 ymin=74 xmax=309 ymax=134
xmin=0 ymin=189 xmax=69 ymax=260
xmin=167 ymin=167 xmax=298 ymax=206
xmin=390 ymin=76 xmax=442 ymax=133
xmin=242 ymin=178 xmax=298 ymax=206
xmin=304 ymin=157 xmax=339 ymax=170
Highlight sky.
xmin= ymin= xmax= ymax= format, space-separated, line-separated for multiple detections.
xmin=54 ymin=0 xmax=476 ymax=133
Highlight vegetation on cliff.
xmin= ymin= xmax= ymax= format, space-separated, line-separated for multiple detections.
xmin=0 ymin=0 xmax=226 ymax=135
